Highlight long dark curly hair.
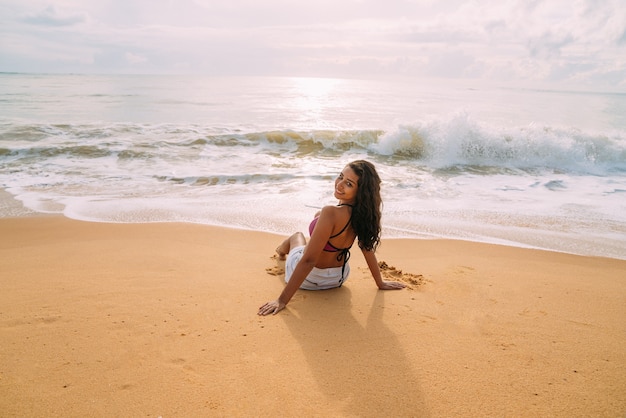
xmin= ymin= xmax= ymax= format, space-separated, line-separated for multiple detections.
xmin=348 ymin=160 xmax=382 ymax=252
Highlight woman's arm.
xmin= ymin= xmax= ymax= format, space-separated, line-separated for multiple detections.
xmin=361 ymin=247 xmax=406 ymax=290
xmin=258 ymin=206 xmax=337 ymax=315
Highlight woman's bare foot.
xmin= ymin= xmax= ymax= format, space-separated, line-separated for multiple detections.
xmin=275 ymin=245 xmax=287 ymax=260
xmin=275 ymin=233 xmax=305 ymax=261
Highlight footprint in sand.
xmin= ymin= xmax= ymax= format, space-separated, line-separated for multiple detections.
xmin=377 ymin=261 xmax=424 ymax=289
xmin=265 ymin=266 xmax=284 ymax=276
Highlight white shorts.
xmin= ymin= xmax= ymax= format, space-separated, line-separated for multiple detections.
xmin=285 ymin=246 xmax=350 ymax=290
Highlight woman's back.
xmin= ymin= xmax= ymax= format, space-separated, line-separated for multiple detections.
xmin=310 ymin=205 xmax=355 ymax=269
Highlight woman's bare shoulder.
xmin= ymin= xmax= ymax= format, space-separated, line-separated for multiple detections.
xmin=315 ymin=205 xmax=339 ymax=223
xmin=319 ymin=204 xmax=342 ymax=216
xmin=319 ymin=204 xmax=352 ymax=223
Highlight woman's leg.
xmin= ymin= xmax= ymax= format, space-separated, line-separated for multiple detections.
xmin=276 ymin=232 xmax=306 ymax=260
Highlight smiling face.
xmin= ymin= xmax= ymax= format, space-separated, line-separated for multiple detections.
xmin=334 ymin=165 xmax=359 ymax=204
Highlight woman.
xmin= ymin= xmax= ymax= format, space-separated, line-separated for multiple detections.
xmin=258 ymin=160 xmax=405 ymax=316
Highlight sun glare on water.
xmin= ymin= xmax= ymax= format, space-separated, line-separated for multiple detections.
xmin=288 ymin=77 xmax=344 ymax=129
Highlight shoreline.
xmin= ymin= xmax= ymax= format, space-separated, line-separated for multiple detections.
xmin=0 ymin=188 xmax=626 ymax=261
xmin=1 ymin=216 xmax=625 ymax=416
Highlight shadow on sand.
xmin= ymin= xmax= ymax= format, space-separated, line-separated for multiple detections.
xmin=281 ymin=287 xmax=430 ymax=417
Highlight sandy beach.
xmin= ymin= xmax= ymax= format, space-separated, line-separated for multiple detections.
xmin=0 ymin=216 xmax=625 ymax=417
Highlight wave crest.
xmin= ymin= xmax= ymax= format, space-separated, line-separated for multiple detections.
xmin=1 ymin=118 xmax=625 ymax=175
xmin=374 ymin=113 xmax=626 ymax=173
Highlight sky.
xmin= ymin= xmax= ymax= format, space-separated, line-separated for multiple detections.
xmin=1 ymin=0 xmax=625 ymax=90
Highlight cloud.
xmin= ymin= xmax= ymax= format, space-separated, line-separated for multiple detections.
xmin=0 ymin=0 xmax=624 ymax=88
xmin=21 ymin=5 xmax=88 ymax=27
xmin=125 ymin=52 xmax=147 ymax=65
xmin=527 ymin=32 xmax=575 ymax=59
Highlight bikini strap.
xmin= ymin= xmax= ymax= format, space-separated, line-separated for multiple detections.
xmin=329 ymin=204 xmax=353 ymax=239
xmin=335 ymin=204 xmax=355 ymax=286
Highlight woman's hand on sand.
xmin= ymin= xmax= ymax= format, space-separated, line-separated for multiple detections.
xmin=258 ymin=300 xmax=286 ymax=316
xmin=378 ymin=280 xmax=406 ymax=290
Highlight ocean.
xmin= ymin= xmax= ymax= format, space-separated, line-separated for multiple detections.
xmin=1 ymin=73 xmax=625 ymax=260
